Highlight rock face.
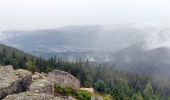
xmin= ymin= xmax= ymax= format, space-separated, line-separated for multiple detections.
xmin=47 ymin=70 xmax=80 ymax=89
xmin=0 ymin=65 xmax=14 ymax=72
xmin=16 ymin=69 xmax=32 ymax=91
xmin=4 ymin=92 xmax=66 ymax=100
xmin=0 ymin=66 xmax=32 ymax=99
xmin=32 ymin=72 xmax=47 ymax=81
xmin=0 ymin=65 xmax=84 ymax=100
xmin=29 ymin=79 xmax=54 ymax=95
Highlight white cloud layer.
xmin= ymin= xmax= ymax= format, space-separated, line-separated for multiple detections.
xmin=0 ymin=0 xmax=170 ymax=30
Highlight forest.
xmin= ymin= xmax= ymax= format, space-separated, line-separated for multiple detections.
xmin=0 ymin=44 xmax=170 ymax=100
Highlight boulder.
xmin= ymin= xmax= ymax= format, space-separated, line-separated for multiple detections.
xmin=47 ymin=70 xmax=80 ymax=89
xmin=41 ymin=72 xmax=47 ymax=77
xmin=29 ymin=79 xmax=54 ymax=95
xmin=0 ymin=74 xmax=21 ymax=99
xmin=32 ymin=72 xmax=47 ymax=81
xmin=16 ymin=69 xmax=32 ymax=91
xmin=0 ymin=66 xmax=32 ymax=99
xmin=0 ymin=65 xmax=14 ymax=72
xmin=0 ymin=66 xmax=81 ymax=99
xmin=0 ymin=66 xmax=21 ymax=99
xmin=4 ymin=92 xmax=66 ymax=100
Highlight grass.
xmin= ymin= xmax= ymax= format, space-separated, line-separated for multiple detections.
xmin=54 ymin=85 xmax=92 ymax=100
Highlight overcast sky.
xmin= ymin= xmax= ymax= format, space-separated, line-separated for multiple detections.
xmin=0 ymin=0 xmax=170 ymax=30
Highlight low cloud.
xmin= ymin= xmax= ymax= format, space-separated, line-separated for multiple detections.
xmin=143 ymin=26 xmax=170 ymax=50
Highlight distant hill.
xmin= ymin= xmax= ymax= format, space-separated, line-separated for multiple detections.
xmin=111 ymin=41 xmax=170 ymax=79
xmin=2 ymin=24 xmax=170 ymax=79
xmin=0 ymin=43 xmax=32 ymax=58
xmin=0 ymin=43 xmax=36 ymax=69
xmin=0 ymin=25 xmax=148 ymax=59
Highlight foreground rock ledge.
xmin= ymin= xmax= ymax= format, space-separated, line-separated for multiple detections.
xmin=3 ymin=92 xmax=66 ymax=100
xmin=29 ymin=79 xmax=54 ymax=95
xmin=0 ymin=66 xmax=95 ymax=100
xmin=0 ymin=66 xmax=32 ymax=99
xmin=48 ymin=70 xmax=80 ymax=89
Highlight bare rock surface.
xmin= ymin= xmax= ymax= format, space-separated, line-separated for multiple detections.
xmin=32 ymin=72 xmax=47 ymax=81
xmin=29 ymin=79 xmax=54 ymax=95
xmin=0 ymin=66 xmax=83 ymax=99
xmin=16 ymin=69 xmax=32 ymax=91
xmin=47 ymin=70 xmax=80 ymax=89
xmin=0 ymin=66 xmax=32 ymax=99
xmin=0 ymin=65 xmax=14 ymax=72
xmin=3 ymin=92 xmax=66 ymax=100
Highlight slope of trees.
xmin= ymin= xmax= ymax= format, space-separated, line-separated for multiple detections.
xmin=0 ymin=44 xmax=170 ymax=99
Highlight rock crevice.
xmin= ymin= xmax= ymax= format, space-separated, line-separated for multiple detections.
xmin=0 ymin=65 xmax=81 ymax=100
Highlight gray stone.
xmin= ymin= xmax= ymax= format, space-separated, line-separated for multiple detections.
xmin=0 ymin=66 xmax=81 ymax=100
xmin=29 ymin=79 xmax=54 ymax=95
xmin=0 ymin=66 xmax=32 ymax=99
xmin=47 ymin=70 xmax=80 ymax=89
xmin=0 ymin=65 xmax=14 ymax=72
xmin=32 ymin=72 xmax=47 ymax=81
xmin=16 ymin=69 xmax=32 ymax=91
xmin=0 ymin=66 xmax=20 ymax=99
xmin=4 ymin=92 xmax=66 ymax=100
xmin=41 ymin=72 xmax=47 ymax=77
xmin=0 ymin=75 xmax=21 ymax=99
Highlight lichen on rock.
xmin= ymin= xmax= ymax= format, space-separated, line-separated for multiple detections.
xmin=47 ymin=70 xmax=80 ymax=89
xmin=4 ymin=92 xmax=66 ymax=100
xmin=16 ymin=69 xmax=32 ymax=91
xmin=0 ymin=65 xmax=87 ymax=100
xmin=32 ymin=72 xmax=47 ymax=81
xmin=29 ymin=79 xmax=54 ymax=95
xmin=0 ymin=66 xmax=32 ymax=99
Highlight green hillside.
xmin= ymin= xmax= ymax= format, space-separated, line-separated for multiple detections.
xmin=0 ymin=43 xmax=35 ymax=69
xmin=0 ymin=44 xmax=32 ymax=58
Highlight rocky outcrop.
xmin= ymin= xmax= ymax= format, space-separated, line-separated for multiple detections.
xmin=0 ymin=73 xmax=21 ymax=99
xmin=4 ymin=92 xmax=66 ymax=100
xmin=0 ymin=66 xmax=81 ymax=99
xmin=47 ymin=70 xmax=80 ymax=89
xmin=0 ymin=65 xmax=95 ymax=100
xmin=0 ymin=66 xmax=32 ymax=99
xmin=0 ymin=65 xmax=14 ymax=72
xmin=16 ymin=69 xmax=32 ymax=91
xmin=32 ymin=72 xmax=47 ymax=81
xmin=29 ymin=79 xmax=54 ymax=95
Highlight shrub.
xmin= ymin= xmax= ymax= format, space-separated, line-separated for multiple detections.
xmin=76 ymin=89 xmax=91 ymax=100
xmin=54 ymin=85 xmax=91 ymax=100
xmin=94 ymin=80 xmax=106 ymax=93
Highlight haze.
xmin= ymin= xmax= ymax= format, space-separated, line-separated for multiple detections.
xmin=0 ymin=0 xmax=170 ymax=30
